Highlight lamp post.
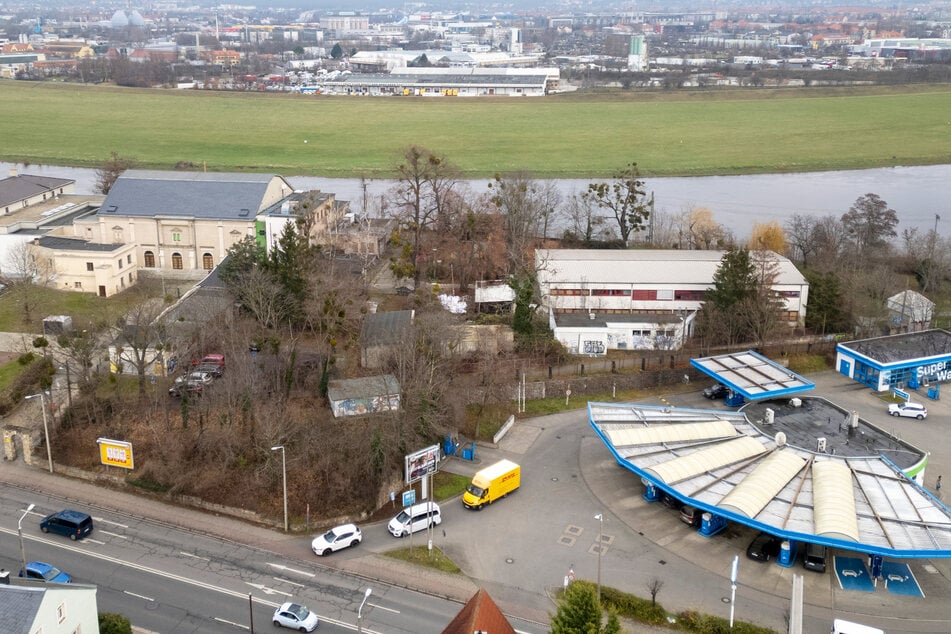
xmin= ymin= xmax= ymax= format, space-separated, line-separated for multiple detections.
xmin=594 ymin=513 xmax=603 ymax=603
xmin=356 ymin=587 xmax=372 ymax=633
xmin=25 ymin=393 xmax=53 ymax=473
xmin=271 ymin=445 xmax=287 ymax=532
xmin=18 ymin=503 xmax=35 ymax=571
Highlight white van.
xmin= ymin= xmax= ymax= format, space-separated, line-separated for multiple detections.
xmin=388 ymin=501 xmax=441 ymax=537
xmin=832 ymin=619 xmax=885 ymax=634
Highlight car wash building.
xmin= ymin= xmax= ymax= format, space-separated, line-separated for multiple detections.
xmin=835 ymin=329 xmax=951 ymax=392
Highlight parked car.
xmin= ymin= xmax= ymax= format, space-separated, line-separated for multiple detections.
xmin=175 ymin=371 xmax=214 ymax=386
xmin=659 ymin=491 xmax=683 ymax=511
xmin=193 ymin=353 xmax=225 ymax=370
xmin=272 ymin=602 xmax=319 ymax=632
xmin=888 ymin=402 xmax=927 ymax=419
xmin=702 ymin=383 xmax=729 ymax=399
xmin=20 ymin=561 xmax=71 ymax=583
xmin=388 ymin=502 xmax=441 ymax=537
xmin=802 ymin=542 xmax=828 ymax=572
xmin=39 ymin=509 xmax=93 ymax=541
xmin=679 ymin=505 xmax=703 ymax=527
xmin=746 ymin=532 xmax=782 ymax=562
xmin=194 ymin=362 xmax=224 ymax=378
xmin=311 ymin=523 xmax=362 ymax=556
xmin=168 ymin=383 xmax=203 ymax=398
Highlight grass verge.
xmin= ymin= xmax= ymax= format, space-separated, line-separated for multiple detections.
xmin=383 ymin=545 xmax=461 ymax=574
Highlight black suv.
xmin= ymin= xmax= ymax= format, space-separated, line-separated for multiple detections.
xmin=746 ymin=532 xmax=782 ymax=562
xmin=702 ymin=384 xmax=729 ymax=399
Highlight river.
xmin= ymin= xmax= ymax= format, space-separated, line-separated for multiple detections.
xmin=4 ymin=162 xmax=948 ymax=240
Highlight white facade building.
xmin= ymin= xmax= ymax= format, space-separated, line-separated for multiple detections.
xmin=535 ymin=249 xmax=808 ymax=354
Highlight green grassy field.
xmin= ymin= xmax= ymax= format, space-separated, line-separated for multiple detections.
xmin=3 ymin=82 xmax=951 ymax=177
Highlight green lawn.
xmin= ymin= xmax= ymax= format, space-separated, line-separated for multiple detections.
xmin=0 ymin=285 xmax=154 ymax=333
xmin=2 ymin=82 xmax=950 ymax=177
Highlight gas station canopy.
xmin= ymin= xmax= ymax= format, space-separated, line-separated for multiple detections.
xmin=691 ymin=350 xmax=815 ymax=401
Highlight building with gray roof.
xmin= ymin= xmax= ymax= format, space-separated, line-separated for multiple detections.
xmin=72 ymin=170 xmax=295 ymax=274
xmin=836 ymin=329 xmax=951 ymax=393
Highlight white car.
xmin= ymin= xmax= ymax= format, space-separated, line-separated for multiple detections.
xmin=273 ymin=602 xmax=319 ymax=632
xmin=311 ymin=523 xmax=362 ymax=556
xmin=175 ymin=371 xmax=214 ymax=386
xmin=888 ymin=402 xmax=927 ymax=420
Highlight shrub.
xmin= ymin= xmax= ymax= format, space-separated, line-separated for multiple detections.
xmin=98 ymin=612 xmax=133 ymax=634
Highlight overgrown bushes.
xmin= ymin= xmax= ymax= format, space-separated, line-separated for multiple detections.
xmin=0 ymin=354 xmax=54 ymax=416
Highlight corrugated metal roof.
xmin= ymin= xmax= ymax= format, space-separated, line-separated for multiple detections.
xmin=590 ymin=401 xmax=951 ymax=558
xmin=719 ymin=450 xmax=807 ymax=518
xmin=644 ymin=436 xmax=766 ymax=484
xmin=536 ymin=248 xmax=808 ymax=286
xmin=813 ymin=459 xmax=859 ymax=542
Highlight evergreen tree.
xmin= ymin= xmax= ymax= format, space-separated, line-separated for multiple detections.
xmin=330 ymin=43 xmax=343 ymax=59
xmin=804 ymin=269 xmax=847 ymax=334
xmin=551 ymin=582 xmax=603 ymax=634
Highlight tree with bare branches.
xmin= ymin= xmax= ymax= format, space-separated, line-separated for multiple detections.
xmin=95 ymin=151 xmax=137 ymax=194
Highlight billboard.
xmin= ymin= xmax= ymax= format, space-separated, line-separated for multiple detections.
xmin=97 ymin=438 xmax=134 ymax=470
xmin=405 ymin=444 xmax=439 ymax=484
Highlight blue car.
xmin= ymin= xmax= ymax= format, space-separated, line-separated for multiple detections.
xmin=20 ymin=561 xmax=72 ymax=583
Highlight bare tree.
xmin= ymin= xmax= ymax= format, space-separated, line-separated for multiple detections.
xmin=112 ymin=297 xmax=168 ymax=397
xmin=95 ymin=151 xmax=137 ymax=194
xmin=3 ymin=239 xmax=52 ymax=326
xmin=645 ymin=577 xmax=665 ymax=605
xmin=562 ymin=191 xmax=610 ymax=246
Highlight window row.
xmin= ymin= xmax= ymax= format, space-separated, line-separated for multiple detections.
xmin=142 ymin=251 xmax=215 ymax=270
xmin=552 ymin=288 xmax=710 ymax=301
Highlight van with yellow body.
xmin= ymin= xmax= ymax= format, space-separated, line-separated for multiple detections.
xmin=462 ymin=459 xmax=520 ymax=510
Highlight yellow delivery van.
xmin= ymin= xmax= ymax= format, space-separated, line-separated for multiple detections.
xmin=462 ymin=459 xmax=520 ymax=510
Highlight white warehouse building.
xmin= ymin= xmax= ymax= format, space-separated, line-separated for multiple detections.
xmin=535 ymin=249 xmax=809 ymax=354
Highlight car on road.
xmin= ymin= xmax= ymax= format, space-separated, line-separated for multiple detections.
xmin=273 ymin=602 xmax=319 ymax=632
xmin=20 ymin=561 xmax=71 ymax=583
xmin=40 ymin=509 xmax=93 ymax=540
xmin=888 ymin=401 xmax=927 ymax=419
xmin=746 ymin=532 xmax=782 ymax=562
xmin=311 ymin=523 xmax=362 ymax=556
xmin=702 ymin=383 xmax=729 ymax=399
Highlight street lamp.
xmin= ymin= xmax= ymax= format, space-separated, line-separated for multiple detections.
xmin=24 ymin=393 xmax=53 ymax=473
xmin=356 ymin=587 xmax=373 ymax=633
xmin=594 ymin=513 xmax=604 ymax=603
xmin=271 ymin=445 xmax=287 ymax=532
xmin=18 ymin=503 xmax=36 ymax=571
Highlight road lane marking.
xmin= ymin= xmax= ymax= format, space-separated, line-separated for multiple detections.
xmin=367 ymin=601 xmax=400 ymax=614
xmin=94 ymin=517 xmax=130 ymax=529
xmin=100 ymin=530 xmax=128 ymax=539
xmin=247 ymin=582 xmax=292 ymax=597
xmin=124 ymin=590 xmax=154 ymax=601
xmin=85 ymin=538 xmax=105 ymax=545
xmin=213 ymin=617 xmax=249 ymax=630
xmin=273 ymin=576 xmax=305 ymax=587
xmin=179 ymin=552 xmax=210 ymax=561
xmin=267 ymin=562 xmax=315 ymax=577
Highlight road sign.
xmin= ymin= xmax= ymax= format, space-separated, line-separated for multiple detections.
xmin=402 ymin=490 xmax=416 ymax=507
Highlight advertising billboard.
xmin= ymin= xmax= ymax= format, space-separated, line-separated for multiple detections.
xmin=97 ymin=438 xmax=134 ymax=470
xmin=405 ymin=444 xmax=439 ymax=484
